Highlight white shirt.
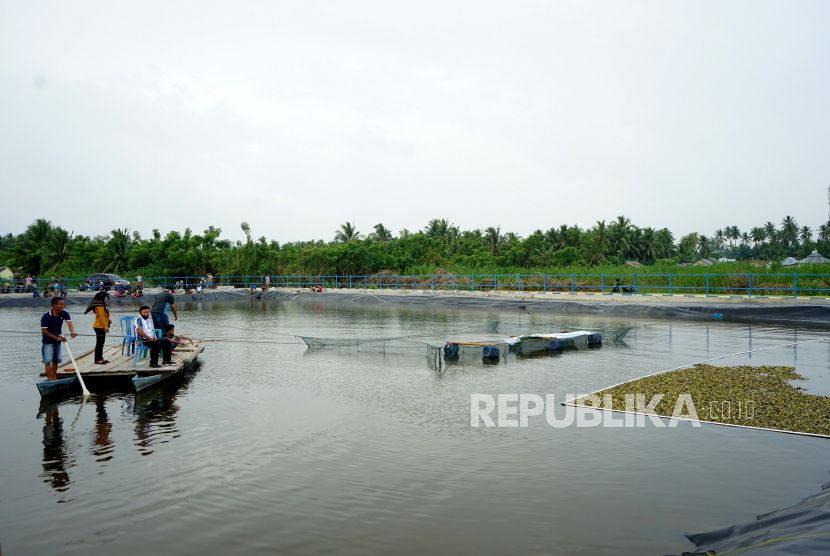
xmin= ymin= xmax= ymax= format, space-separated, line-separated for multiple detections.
xmin=134 ymin=315 xmax=155 ymax=340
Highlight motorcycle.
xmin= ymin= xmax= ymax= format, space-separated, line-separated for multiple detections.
xmin=610 ymin=278 xmax=636 ymax=294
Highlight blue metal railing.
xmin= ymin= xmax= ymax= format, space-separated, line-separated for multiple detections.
xmin=4 ymin=272 xmax=830 ymax=298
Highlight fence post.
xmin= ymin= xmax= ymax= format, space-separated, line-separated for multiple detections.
xmin=451 ymin=274 xmax=454 ymax=291
xmin=364 ymin=275 xmax=367 ymax=290
xmin=571 ymin=273 xmax=574 ymax=294
xmin=794 ymin=272 xmax=797 ymax=298
xmin=472 ymin=274 xmax=476 ymax=292
xmin=518 ymin=274 xmax=521 ymax=292
xmin=349 ymin=275 xmax=352 ymax=289
xmin=544 ymin=274 xmax=547 ymax=293
xmin=669 ymin=273 xmax=672 ymax=295
xmin=634 ymin=274 xmax=637 ymax=294
xmin=495 ymin=274 xmax=498 ymax=292
xmin=432 ymin=274 xmax=434 ymax=291
xmin=396 ymin=275 xmax=398 ymax=290
xmin=601 ymin=273 xmax=603 ymax=294
xmin=706 ymin=273 xmax=709 ymax=297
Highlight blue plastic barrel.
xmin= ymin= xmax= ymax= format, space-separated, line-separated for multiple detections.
xmin=482 ymin=346 xmax=500 ymax=358
xmin=587 ymin=333 xmax=603 ymax=345
xmin=443 ymin=343 xmax=459 ymax=357
xmin=549 ymin=339 xmax=562 ymax=350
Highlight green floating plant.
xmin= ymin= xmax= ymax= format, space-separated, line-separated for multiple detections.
xmin=572 ymin=364 xmax=830 ymax=436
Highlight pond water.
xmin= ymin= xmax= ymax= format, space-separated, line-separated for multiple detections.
xmin=1 ymin=298 xmax=830 ymax=555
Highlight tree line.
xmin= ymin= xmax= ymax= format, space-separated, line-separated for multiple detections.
xmin=1 ymin=216 xmax=828 ymax=279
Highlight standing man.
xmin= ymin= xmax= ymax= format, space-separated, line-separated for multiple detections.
xmin=40 ymin=297 xmax=78 ymax=381
xmin=151 ymin=285 xmax=177 ymax=332
xmin=264 ymin=274 xmax=270 ymax=291
xmin=134 ymin=305 xmax=173 ymax=368
xmin=136 ymin=273 xmax=143 ymax=292
xmin=25 ymin=274 xmax=33 ymax=292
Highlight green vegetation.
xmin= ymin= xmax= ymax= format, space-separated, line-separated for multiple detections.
xmin=1 ymin=216 xmax=829 ymax=281
xmin=572 ymin=364 xmax=830 ymax=436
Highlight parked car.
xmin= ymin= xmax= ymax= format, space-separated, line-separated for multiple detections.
xmin=83 ymin=273 xmax=130 ymax=290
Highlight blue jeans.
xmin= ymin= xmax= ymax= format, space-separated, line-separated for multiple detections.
xmin=151 ymin=312 xmax=169 ymax=333
xmin=42 ymin=343 xmax=63 ymax=364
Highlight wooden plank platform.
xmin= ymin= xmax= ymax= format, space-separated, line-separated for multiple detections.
xmin=39 ymin=343 xmax=205 ymax=379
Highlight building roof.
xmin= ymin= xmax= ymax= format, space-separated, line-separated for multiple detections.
xmin=622 ymin=261 xmax=642 ymax=268
xmin=782 ymin=257 xmax=800 ymax=266
xmin=799 ymin=251 xmax=830 ymax=264
xmin=692 ymin=258 xmax=716 ymax=266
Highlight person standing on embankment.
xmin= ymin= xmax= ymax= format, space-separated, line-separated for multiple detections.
xmin=151 ymin=285 xmax=177 ymax=331
xmin=85 ymin=291 xmax=112 ymax=364
xmin=40 ymin=297 xmax=77 ymax=381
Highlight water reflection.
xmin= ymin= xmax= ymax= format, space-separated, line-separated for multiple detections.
xmin=133 ymin=362 xmax=200 ymax=456
xmin=92 ymin=395 xmax=114 ymax=462
xmin=36 ymin=361 xmax=200 ymax=497
xmin=38 ymin=401 xmax=73 ymax=495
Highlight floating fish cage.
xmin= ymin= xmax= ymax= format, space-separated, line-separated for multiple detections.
xmin=442 ymin=342 xmax=504 ymax=363
xmin=507 ymin=332 xmax=603 ymax=355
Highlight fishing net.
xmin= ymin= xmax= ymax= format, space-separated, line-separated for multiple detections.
xmin=301 ymin=336 xmax=444 ymax=368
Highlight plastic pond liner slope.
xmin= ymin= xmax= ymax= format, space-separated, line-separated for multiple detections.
xmin=667 ymin=477 xmax=830 ymax=555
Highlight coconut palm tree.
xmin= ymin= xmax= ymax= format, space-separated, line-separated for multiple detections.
xmin=819 ymin=223 xmax=830 ymax=242
xmin=728 ymin=226 xmax=741 ymax=249
xmin=44 ymin=228 xmax=73 ymax=272
xmin=423 ymin=219 xmax=454 ymax=244
xmin=591 ymin=220 xmax=610 ymax=257
xmin=368 ymin=223 xmax=393 ymax=242
xmin=697 ymin=235 xmax=711 ymax=258
xmin=800 ymin=225 xmax=813 ymax=244
xmin=25 ymin=218 xmax=53 ymax=245
xmin=781 ymin=216 xmax=798 ymax=248
xmin=656 ymin=228 xmax=676 ymax=259
xmin=334 ymin=222 xmax=363 ymax=243
xmin=639 ymin=227 xmax=660 ymax=263
xmin=240 ymin=222 xmax=252 ymax=243
xmin=609 ymin=216 xmax=633 ymax=262
xmin=714 ymin=229 xmax=725 ymax=251
xmin=98 ymin=228 xmax=131 ymax=273
xmin=750 ymin=227 xmax=766 ymax=249
xmin=484 ymin=226 xmax=505 ymax=255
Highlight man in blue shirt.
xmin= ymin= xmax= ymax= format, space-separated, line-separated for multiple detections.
xmin=40 ymin=297 xmax=77 ymax=381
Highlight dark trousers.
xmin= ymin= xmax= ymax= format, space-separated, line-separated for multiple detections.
xmin=151 ymin=312 xmax=169 ymax=332
xmin=142 ymin=339 xmax=172 ymax=365
xmin=94 ymin=327 xmax=106 ymax=361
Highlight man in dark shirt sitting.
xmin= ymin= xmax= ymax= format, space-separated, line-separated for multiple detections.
xmin=150 ymin=285 xmax=178 ymax=332
xmin=40 ymin=297 xmax=78 ymax=380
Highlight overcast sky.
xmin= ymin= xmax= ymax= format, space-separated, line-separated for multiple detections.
xmin=1 ymin=1 xmax=828 ymax=244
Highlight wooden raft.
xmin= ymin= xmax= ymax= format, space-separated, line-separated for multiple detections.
xmin=41 ymin=343 xmax=205 ymax=378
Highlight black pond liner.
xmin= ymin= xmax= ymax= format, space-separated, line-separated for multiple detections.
xmin=5 ymin=289 xmax=830 ymax=326
xmin=666 ymin=479 xmax=830 ymax=555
